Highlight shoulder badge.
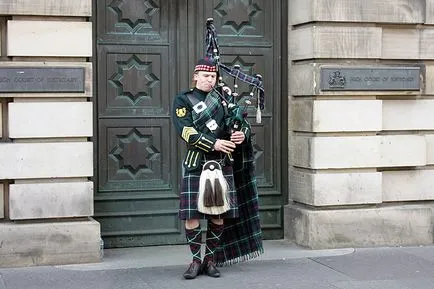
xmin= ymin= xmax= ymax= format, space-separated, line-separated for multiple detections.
xmin=176 ymin=107 xmax=187 ymax=118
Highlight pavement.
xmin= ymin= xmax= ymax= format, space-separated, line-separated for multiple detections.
xmin=1 ymin=240 xmax=434 ymax=289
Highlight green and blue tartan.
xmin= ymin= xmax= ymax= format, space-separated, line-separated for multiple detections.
xmin=190 ymin=90 xmax=222 ymax=132
xmin=179 ymin=160 xmax=238 ymax=220
xmin=179 ymin=90 xmax=238 ymax=220
xmin=179 ymin=89 xmax=264 ymax=265
xmin=214 ymin=140 xmax=264 ymax=266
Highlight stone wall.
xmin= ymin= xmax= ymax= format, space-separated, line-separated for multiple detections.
xmin=0 ymin=0 xmax=99 ymax=267
xmin=286 ymin=0 xmax=434 ymax=249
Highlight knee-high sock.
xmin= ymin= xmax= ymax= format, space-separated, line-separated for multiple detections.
xmin=185 ymin=226 xmax=202 ymax=264
xmin=204 ymin=221 xmax=224 ymax=263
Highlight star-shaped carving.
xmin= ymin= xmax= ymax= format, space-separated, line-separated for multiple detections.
xmin=215 ymin=0 xmax=262 ymax=33
xmin=109 ymin=129 xmax=161 ymax=178
xmin=109 ymin=55 xmax=159 ymax=105
xmin=109 ymin=0 xmax=159 ymax=31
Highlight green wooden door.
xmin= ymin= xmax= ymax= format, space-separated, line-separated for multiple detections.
xmin=94 ymin=0 xmax=286 ymax=248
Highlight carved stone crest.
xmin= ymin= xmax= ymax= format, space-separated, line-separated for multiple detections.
xmin=328 ymin=71 xmax=346 ymax=88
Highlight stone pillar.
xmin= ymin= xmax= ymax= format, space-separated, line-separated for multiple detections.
xmin=0 ymin=0 xmax=100 ymax=267
xmin=286 ymin=0 xmax=434 ymax=249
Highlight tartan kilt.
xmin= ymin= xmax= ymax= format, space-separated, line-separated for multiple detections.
xmin=179 ymin=159 xmax=238 ymax=220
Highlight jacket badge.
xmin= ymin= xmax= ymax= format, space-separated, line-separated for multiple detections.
xmin=176 ymin=107 xmax=187 ymax=117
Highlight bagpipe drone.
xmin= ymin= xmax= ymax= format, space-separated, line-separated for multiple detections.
xmin=205 ymin=18 xmax=265 ymax=128
xmin=197 ymin=18 xmax=265 ymax=216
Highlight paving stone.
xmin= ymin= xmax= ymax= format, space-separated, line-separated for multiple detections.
xmin=333 ymin=280 xmax=412 ymax=289
xmin=312 ymin=248 xmax=434 ymax=280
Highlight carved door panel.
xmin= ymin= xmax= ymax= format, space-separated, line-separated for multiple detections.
xmin=95 ymin=0 xmax=185 ymax=247
xmin=95 ymin=0 xmax=285 ymax=248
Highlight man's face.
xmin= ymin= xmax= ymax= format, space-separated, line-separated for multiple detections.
xmin=194 ymin=71 xmax=217 ymax=92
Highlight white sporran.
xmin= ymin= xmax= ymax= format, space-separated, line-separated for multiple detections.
xmin=197 ymin=160 xmax=230 ymax=215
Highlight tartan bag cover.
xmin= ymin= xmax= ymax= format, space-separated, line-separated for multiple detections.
xmin=214 ymin=139 xmax=264 ymax=266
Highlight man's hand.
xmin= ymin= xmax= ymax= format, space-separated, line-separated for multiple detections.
xmin=214 ymin=139 xmax=236 ymax=153
xmin=230 ymin=131 xmax=245 ymax=145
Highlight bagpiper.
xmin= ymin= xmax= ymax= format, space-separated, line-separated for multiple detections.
xmin=171 ymin=18 xmax=265 ymax=280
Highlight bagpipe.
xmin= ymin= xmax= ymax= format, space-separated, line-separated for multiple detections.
xmin=197 ymin=19 xmax=265 ymax=216
xmin=205 ymin=18 xmax=265 ymax=129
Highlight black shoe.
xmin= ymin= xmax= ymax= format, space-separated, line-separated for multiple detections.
xmin=183 ymin=262 xmax=202 ymax=279
xmin=202 ymin=261 xmax=220 ymax=278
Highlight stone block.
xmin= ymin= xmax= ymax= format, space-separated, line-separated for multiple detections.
xmin=426 ymin=64 xmax=434 ymax=95
xmin=420 ymin=28 xmax=434 ymax=59
xmin=0 ymin=103 xmax=2 ymax=138
xmin=9 ymin=102 xmax=92 ymax=138
xmin=292 ymin=100 xmax=382 ymax=132
xmin=0 ymin=62 xmax=92 ymax=98
xmin=426 ymin=135 xmax=434 ymax=164
xmin=0 ymin=18 xmax=3 ymax=55
xmin=290 ymin=64 xmax=422 ymax=97
xmin=285 ymin=204 xmax=433 ymax=249
xmin=293 ymin=136 xmax=380 ymax=169
xmin=0 ymin=142 xmax=93 ymax=179
xmin=0 ymin=183 xmax=3 ymax=219
xmin=428 ymin=0 xmax=434 ymax=24
xmin=382 ymin=29 xmax=420 ymax=59
xmin=291 ymin=169 xmax=382 ymax=206
xmin=9 ymin=181 xmax=93 ymax=220
xmin=291 ymin=26 xmax=382 ymax=61
xmin=293 ymin=135 xmax=426 ymax=169
xmin=0 ymin=0 xmax=91 ymax=16
xmin=383 ymin=100 xmax=434 ymax=130
xmin=290 ymin=28 xmax=314 ymax=61
xmin=383 ymin=170 xmax=434 ymax=202
xmin=291 ymin=100 xmax=313 ymax=131
xmin=0 ymin=219 xmax=100 ymax=267
xmin=290 ymin=64 xmax=317 ymax=96
xmin=7 ymin=20 xmax=92 ymax=57
xmin=290 ymin=0 xmax=425 ymax=25
xmin=289 ymin=0 xmax=311 ymax=25
xmin=379 ymin=135 xmax=426 ymax=167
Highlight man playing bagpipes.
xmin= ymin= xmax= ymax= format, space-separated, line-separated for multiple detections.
xmin=171 ymin=19 xmax=264 ymax=280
